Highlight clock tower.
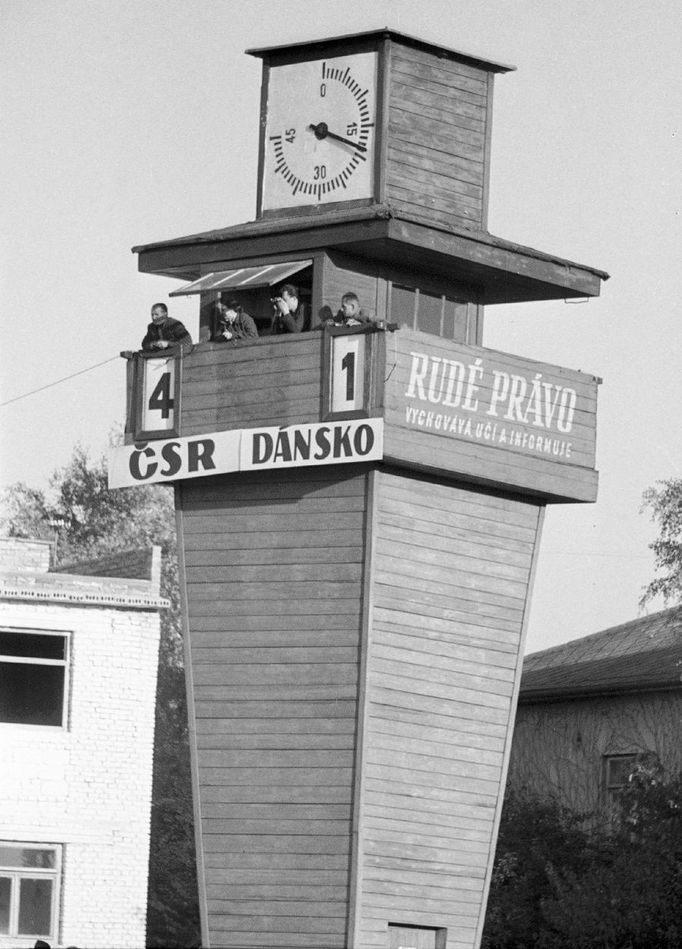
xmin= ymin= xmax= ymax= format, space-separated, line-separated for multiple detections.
xmin=252 ymin=29 xmax=512 ymax=229
xmin=117 ymin=28 xmax=608 ymax=949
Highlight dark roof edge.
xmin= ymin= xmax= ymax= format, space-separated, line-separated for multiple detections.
xmin=246 ymin=28 xmax=516 ymax=74
xmin=519 ymin=681 xmax=682 ymax=704
xmin=132 ymin=204 xmax=609 ymax=282
xmin=400 ymin=214 xmax=610 ymax=281
xmin=131 ymin=205 xmax=393 ymax=253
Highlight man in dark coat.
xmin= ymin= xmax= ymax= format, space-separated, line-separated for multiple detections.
xmin=140 ymin=303 xmax=192 ymax=354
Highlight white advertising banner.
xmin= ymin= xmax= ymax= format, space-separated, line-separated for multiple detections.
xmin=108 ymin=430 xmax=241 ymax=489
xmin=108 ymin=419 xmax=383 ymax=489
xmin=394 ymin=346 xmax=596 ymax=468
xmin=241 ymin=418 xmax=382 ymax=471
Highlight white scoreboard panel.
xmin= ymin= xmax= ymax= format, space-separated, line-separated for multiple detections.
xmin=324 ymin=326 xmax=375 ymax=419
xmin=134 ymin=354 xmax=181 ymax=439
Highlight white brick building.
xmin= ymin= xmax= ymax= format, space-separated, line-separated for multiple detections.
xmin=0 ymin=537 xmax=166 ymax=949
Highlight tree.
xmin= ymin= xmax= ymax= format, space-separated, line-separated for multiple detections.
xmin=483 ymin=768 xmax=682 ymax=949
xmin=483 ymin=478 xmax=682 ymax=947
xmin=641 ymin=477 xmax=682 ymax=606
xmin=1 ymin=443 xmax=200 ymax=948
xmin=481 ymin=787 xmax=594 ymax=949
xmin=539 ymin=765 xmax=682 ymax=949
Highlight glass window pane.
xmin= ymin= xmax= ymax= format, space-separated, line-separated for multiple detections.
xmin=0 ymin=847 xmax=55 ymax=869
xmin=23 ymin=850 xmax=56 ymax=870
xmin=18 ymin=877 xmax=53 ymax=936
xmin=454 ymin=301 xmax=470 ymax=341
xmin=416 ymin=291 xmax=442 ymax=336
xmin=0 ymin=877 xmax=11 ymax=934
xmin=0 ymin=663 xmax=64 ymax=725
xmin=390 ymin=285 xmax=416 ymax=328
xmin=607 ymin=756 xmax=636 ymax=787
xmin=442 ymin=301 xmax=455 ymax=340
xmin=0 ymin=632 xmax=65 ymax=661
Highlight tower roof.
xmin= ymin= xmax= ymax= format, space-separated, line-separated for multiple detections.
xmin=132 ymin=204 xmax=609 ymax=305
xmin=246 ymin=28 xmax=515 ymax=74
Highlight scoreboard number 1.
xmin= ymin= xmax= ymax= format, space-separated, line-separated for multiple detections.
xmin=330 ymin=333 xmax=367 ymax=416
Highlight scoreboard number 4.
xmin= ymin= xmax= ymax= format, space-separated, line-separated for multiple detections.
xmin=140 ymin=356 xmax=178 ymax=434
xmin=148 ymin=371 xmax=175 ymax=419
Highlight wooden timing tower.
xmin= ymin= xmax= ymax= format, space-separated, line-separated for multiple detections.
xmin=112 ymin=30 xmax=608 ymax=949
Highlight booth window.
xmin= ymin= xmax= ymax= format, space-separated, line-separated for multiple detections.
xmin=0 ymin=843 xmax=61 ymax=943
xmin=0 ymin=630 xmax=69 ymax=727
xmin=390 ymin=283 xmax=477 ymax=342
xmin=169 ymin=260 xmax=314 ymax=337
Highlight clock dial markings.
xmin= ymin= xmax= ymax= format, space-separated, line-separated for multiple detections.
xmin=263 ymin=53 xmax=376 ymax=207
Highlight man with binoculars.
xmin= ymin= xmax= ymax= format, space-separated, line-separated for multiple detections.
xmin=270 ymin=283 xmax=306 ymax=334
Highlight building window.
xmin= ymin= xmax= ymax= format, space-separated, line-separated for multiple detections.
xmin=0 ymin=843 xmax=61 ymax=943
xmin=602 ymin=753 xmax=638 ymax=805
xmin=390 ymin=283 xmax=477 ymax=342
xmin=0 ymin=630 xmax=69 ymax=727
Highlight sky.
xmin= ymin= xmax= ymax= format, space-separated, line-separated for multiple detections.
xmin=1 ymin=0 xmax=680 ymax=654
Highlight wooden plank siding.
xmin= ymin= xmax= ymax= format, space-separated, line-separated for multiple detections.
xmin=386 ymin=45 xmax=490 ymax=231
xmin=178 ymin=465 xmax=372 ymax=948
xmin=320 ymin=253 xmax=383 ymax=324
xmin=170 ymin=348 xmax=559 ymax=945
xmin=176 ymin=457 xmax=543 ymax=948
xmin=178 ymin=336 xmax=324 ymax=437
xmin=352 ymin=469 xmax=542 ymax=947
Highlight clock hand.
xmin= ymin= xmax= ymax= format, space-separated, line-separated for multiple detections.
xmin=308 ymin=122 xmax=367 ymax=154
xmin=327 ymin=129 xmax=367 ymax=153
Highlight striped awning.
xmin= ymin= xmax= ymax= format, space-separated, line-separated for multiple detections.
xmin=169 ymin=260 xmax=312 ymax=296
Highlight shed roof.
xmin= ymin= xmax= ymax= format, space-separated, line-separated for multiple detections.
xmin=520 ymin=606 xmax=682 ymax=702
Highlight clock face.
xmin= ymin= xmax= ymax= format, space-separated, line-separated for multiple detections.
xmin=261 ymin=51 xmax=377 ymax=211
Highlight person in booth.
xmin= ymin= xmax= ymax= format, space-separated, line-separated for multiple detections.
xmin=140 ymin=303 xmax=192 ymax=355
xmin=270 ymin=283 xmax=306 ymax=334
xmin=318 ymin=291 xmax=374 ymax=329
xmin=211 ymin=298 xmax=258 ymax=344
